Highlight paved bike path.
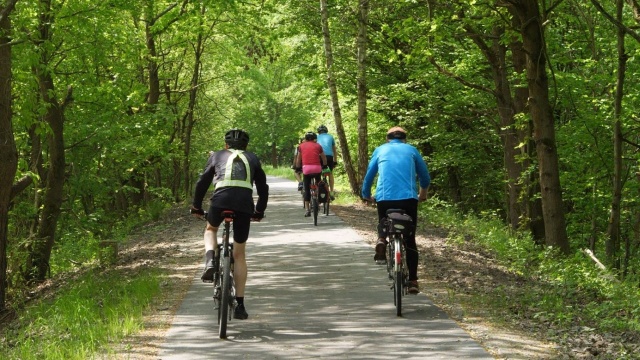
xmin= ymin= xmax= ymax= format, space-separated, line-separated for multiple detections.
xmin=160 ymin=176 xmax=494 ymax=359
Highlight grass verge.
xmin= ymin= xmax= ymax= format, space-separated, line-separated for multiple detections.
xmin=0 ymin=269 xmax=160 ymax=360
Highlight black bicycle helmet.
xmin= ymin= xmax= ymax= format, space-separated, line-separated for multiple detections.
xmin=304 ymin=131 xmax=317 ymax=141
xmin=224 ymin=129 xmax=250 ymax=150
xmin=386 ymin=126 xmax=407 ymax=140
xmin=317 ymin=125 xmax=328 ymax=134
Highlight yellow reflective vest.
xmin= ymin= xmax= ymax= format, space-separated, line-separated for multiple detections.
xmin=214 ymin=149 xmax=253 ymax=190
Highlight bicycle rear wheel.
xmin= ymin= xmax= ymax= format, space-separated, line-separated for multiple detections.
xmin=213 ymin=248 xmax=222 ymax=320
xmin=393 ymin=237 xmax=403 ymax=316
xmin=219 ymin=254 xmax=231 ymax=338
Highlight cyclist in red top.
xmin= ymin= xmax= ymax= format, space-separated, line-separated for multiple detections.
xmin=295 ymin=132 xmax=328 ymax=217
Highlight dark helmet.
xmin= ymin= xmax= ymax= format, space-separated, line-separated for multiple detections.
xmin=386 ymin=126 xmax=407 ymax=140
xmin=224 ymin=128 xmax=250 ymax=149
xmin=304 ymin=131 xmax=317 ymax=141
xmin=317 ymin=125 xmax=328 ymax=134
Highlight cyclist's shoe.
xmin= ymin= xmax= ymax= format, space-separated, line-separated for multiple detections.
xmin=234 ymin=304 xmax=249 ymax=320
xmin=304 ymin=210 xmax=311 ymax=217
xmin=297 ymin=182 xmax=303 ymax=191
xmin=374 ymin=239 xmax=387 ymax=264
xmin=407 ymin=280 xmax=420 ymax=295
xmin=201 ymin=260 xmax=215 ymax=283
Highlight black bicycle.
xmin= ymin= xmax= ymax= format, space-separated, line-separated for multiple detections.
xmin=382 ymin=209 xmax=414 ymax=316
xmin=210 ymin=210 xmax=236 ymax=338
xmin=309 ymin=177 xmax=320 ymax=226
xmin=191 ymin=209 xmax=236 ymax=338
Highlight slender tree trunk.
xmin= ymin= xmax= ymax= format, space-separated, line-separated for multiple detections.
xmin=509 ymin=16 xmax=545 ymax=242
xmin=606 ymin=0 xmax=626 ymax=268
xmin=144 ymin=14 xmax=160 ymax=106
xmin=512 ymin=0 xmax=569 ymax=254
xmin=0 ymin=0 xmax=19 ymax=310
xmin=183 ymin=9 xmax=206 ymax=199
xmin=26 ymin=0 xmax=72 ymax=281
xmin=319 ymin=0 xmax=359 ymax=195
xmin=473 ymin=25 xmax=524 ymax=230
xmin=356 ymin=0 xmax=369 ymax=186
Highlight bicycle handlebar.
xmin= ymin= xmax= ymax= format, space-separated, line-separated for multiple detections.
xmin=190 ymin=208 xmax=265 ymax=222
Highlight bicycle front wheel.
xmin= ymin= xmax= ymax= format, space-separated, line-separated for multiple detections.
xmin=219 ymin=255 xmax=232 ymax=338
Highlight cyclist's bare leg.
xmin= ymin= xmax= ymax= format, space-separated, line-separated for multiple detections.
xmin=201 ymin=223 xmax=219 ymax=281
xmin=233 ymin=242 xmax=247 ymax=297
xmin=329 ymin=172 xmax=334 ymax=192
xmin=204 ymin=223 xmax=218 ymax=252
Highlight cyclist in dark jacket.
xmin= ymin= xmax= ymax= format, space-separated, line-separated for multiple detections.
xmin=362 ymin=126 xmax=430 ymax=294
xmin=191 ymin=129 xmax=269 ymax=320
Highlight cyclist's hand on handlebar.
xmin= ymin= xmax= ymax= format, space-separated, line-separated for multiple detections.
xmin=322 ymin=165 xmax=331 ymax=174
xmin=251 ymin=211 xmax=265 ymax=222
xmin=362 ymin=197 xmax=376 ymax=206
xmin=190 ymin=206 xmax=205 ymax=218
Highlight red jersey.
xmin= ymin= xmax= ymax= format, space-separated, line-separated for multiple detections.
xmin=299 ymin=141 xmax=324 ymax=166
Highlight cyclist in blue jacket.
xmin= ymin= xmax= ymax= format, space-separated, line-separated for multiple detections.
xmin=362 ymin=126 xmax=430 ymax=294
xmin=316 ymin=125 xmax=337 ymax=199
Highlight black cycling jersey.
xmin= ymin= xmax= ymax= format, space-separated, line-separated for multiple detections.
xmin=193 ymin=149 xmax=268 ymax=215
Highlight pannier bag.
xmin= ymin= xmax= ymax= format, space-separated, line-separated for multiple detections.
xmin=387 ymin=210 xmax=414 ymax=236
xmin=317 ymin=181 xmax=328 ymax=203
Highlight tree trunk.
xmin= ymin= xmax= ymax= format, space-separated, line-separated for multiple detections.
xmin=183 ymin=9 xmax=206 ymax=199
xmin=509 ymin=14 xmax=545 ymax=242
xmin=26 ymin=1 xmax=72 ymax=281
xmin=606 ymin=0 xmax=626 ymax=269
xmin=512 ymin=0 xmax=569 ymax=254
xmin=0 ymin=0 xmax=19 ymax=310
xmin=469 ymin=24 xmax=524 ymax=230
xmin=319 ymin=0 xmax=359 ymax=195
xmin=356 ymin=0 xmax=369 ymax=187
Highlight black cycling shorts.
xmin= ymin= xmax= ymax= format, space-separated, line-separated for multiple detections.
xmin=326 ymin=155 xmax=336 ymax=170
xmin=206 ymin=207 xmax=251 ymax=243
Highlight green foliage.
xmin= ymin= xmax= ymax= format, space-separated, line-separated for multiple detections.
xmin=0 ymin=270 xmax=160 ymax=359
xmin=425 ymin=199 xmax=640 ymax=336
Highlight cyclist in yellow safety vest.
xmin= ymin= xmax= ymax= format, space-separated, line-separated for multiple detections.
xmin=191 ymin=129 xmax=269 ymax=320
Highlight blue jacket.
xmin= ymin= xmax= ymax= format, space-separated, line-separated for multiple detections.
xmin=316 ymin=133 xmax=335 ymax=156
xmin=361 ymin=139 xmax=430 ymax=201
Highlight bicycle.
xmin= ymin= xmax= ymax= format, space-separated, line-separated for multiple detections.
xmin=308 ymin=176 xmax=320 ymax=226
xmin=381 ymin=208 xmax=414 ymax=316
xmin=191 ymin=209 xmax=237 ymax=338
xmin=214 ymin=210 xmax=237 ymax=338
